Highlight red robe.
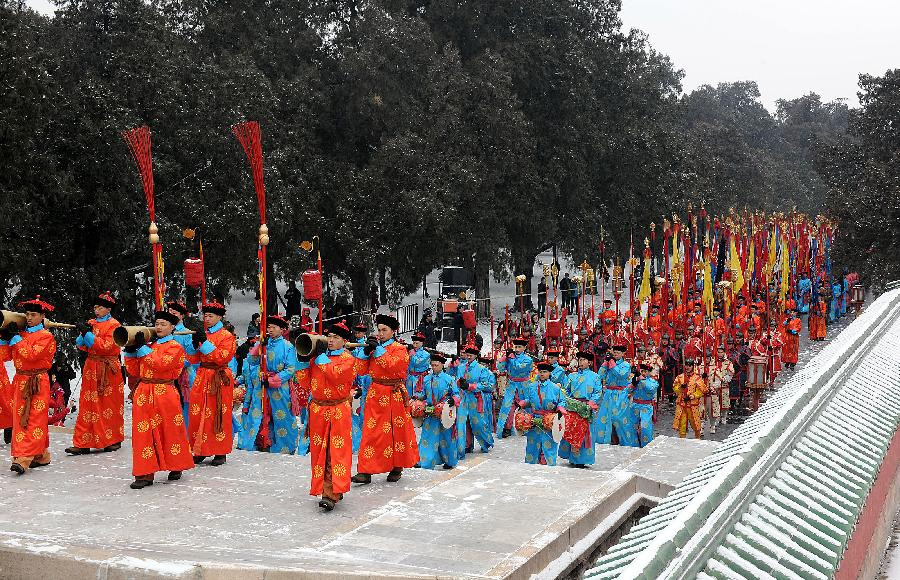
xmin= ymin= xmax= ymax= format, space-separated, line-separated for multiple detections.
xmin=781 ymin=318 xmax=802 ymax=364
xmin=74 ymin=316 xmax=125 ymax=449
xmin=188 ymin=325 xmax=237 ymax=456
xmin=124 ymin=338 xmax=195 ymax=476
xmin=809 ymin=301 xmax=827 ymax=340
xmin=356 ymin=340 xmax=419 ymax=474
xmin=8 ymin=326 xmax=56 ymax=459
xmin=0 ymin=342 xmax=12 ymax=430
xmin=308 ymin=349 xmax=363 ymax=497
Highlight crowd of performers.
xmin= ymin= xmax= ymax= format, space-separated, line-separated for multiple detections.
xmin=0 ymin=264 xmax=859 ymax=511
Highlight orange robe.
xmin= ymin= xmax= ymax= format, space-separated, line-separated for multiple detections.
xmin=781 ymin=318 xmax=801 ymax=364
xmin=8 ymin=326 xmax=56 ymax=460
xmin=187 ymin=324 xmax=236 ymax=456
xmin=809 ymin=301 xmax=827 ymax=340
xmin=308 ymin=349 xmax=363 ymax=498
xmin=0 ymin=342 xmax=12 ymax=430
xmin=355 ymin=339 xmax=419 ymax=474
xmin=73 ymin=316 xmax=125 ymax=448
xmin=124 ymin=337 xmax=195 ymax=476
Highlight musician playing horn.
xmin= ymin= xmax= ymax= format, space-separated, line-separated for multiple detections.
xmin=67 ymin=291 xmax=125 ymax=455
xmin=2 ymin=296 xmax=57 ymax=474
xmin=122 ymin=310 xmax=195 ymax=489
xmin=187 ymin=300 xmax=236 ymax=466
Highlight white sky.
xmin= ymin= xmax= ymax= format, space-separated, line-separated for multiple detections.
xmin=619 ymin=0 xmax=898 ymax=109
xmin=25 ymin=0 xmax=898 ymax=111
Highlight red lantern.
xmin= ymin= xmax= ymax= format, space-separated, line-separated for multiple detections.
xmin=184 ymin=258 xmax=204 ymax=289
xmin=302 ymin=269 xmax=322 ymax=301
xmin=462 ymin=309 xmax=476 ymax=330
xmin=851 ymin=284 xmax=865 ymax=305
xmin=747 ymin=356 xmax=768 ymax=388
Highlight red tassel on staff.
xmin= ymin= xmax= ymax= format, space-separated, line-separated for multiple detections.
xmin=232 ymin=120 xmax=272 ymax=448
xmin=122 ymin=126 xmax=165 ymax=311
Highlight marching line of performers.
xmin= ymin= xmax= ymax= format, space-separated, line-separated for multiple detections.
xmin=0 ymin=273 xmax=853 ymax=511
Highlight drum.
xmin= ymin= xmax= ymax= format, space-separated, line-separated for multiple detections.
xmin=409 ymin=399 xmax=426 ymax=428
xmin=440 ymin=401 xmax=457 ymax=429
xmin=514 ymin=411 xmax=533 ymax=432
xmin=541 ymin=413 xmax=554 ymax=431
xmin=747 ymin=356 xmax=768 ymax=389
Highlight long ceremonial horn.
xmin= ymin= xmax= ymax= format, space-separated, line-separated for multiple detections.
xmin=294 ymin=333 xmax=363 ymax=357
xmin=1 ymin=310 xmax=76 ymax=330
xmin=112 ymin=325 xmax=194 ymax=347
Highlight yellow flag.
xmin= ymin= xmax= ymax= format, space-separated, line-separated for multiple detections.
xmin=730 ymin=239 xmax=745 ymax=296
xmin=637 ymin=252 xmax=651 ymax=307
xmin=767 ymin=230 xmax=777 ymax=280
xmin=780 ymin=235 xmax=790 ymax=303
xmin=671 ymin=239 xmax=681 ymax=304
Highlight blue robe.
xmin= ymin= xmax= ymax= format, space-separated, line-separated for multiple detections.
xmin=495 ymin=352 xmax=534 ymax=436
xmin=550 ymin=363 xmax=567 ymax=388
xmin=841 ymin=278 xmax=849 ymax=316
xmin=406 ymin=347 xmax=431 ymax=398
xmin=454 ymin=359 xmax=494 ymax=454
xmin=173 ymin=321 xmax=198 ymax=428
xmin=558 ymin=368 xmax=602 ymax=465
xmin=797 ymin=278 xmax=812 ymax=314
xmin=632 ymin=376 xmax=659 ymax=447
xmin=350 ymin=345 xmax=371 ymax=453
xmin=596 ymin=359 xmax=639 ymax=447
xmin=415 ymin=371 xmax=460 ymax=469
xmin=521 ymin=379 xmax=564 ymax=465
xmin=830 ymin=282 xmax=842 ymax=322
xmin=236 ymin=336 xmax=299 ymax=454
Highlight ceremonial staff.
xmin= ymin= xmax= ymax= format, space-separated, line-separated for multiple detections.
xmin=122 ymin=126 xmax=165 ymax=312
xmin=233 ymin=120 xmax=272 ymax=447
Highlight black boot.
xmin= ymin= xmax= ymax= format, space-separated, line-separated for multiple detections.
xmin=130 ymin=479 xmax=154 ymax=489
xmin=103 ymin=443 xmax=122 ymax=452
xmin=193 ymin=456 xmax=207 ymax=464
xmin=64 ymin=446 xmax=91 ymax=455
xmin=386 ymin=468 xmax=403 ymax=482
xmin=3 ymin=428 xmax=11 ymax=444
xmin=319 ymin=498 xmax=336 ymax=511
xmin=210 ymin=455 xmax=226 ymax=466
xmin=351 ymin=472 xmax=372 ymax=484
xmin=167 ymin=471 xmax=182 ymax=481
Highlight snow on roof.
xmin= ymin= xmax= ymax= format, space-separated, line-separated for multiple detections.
xmin=586 ymin=282 xmax=900 ymax=579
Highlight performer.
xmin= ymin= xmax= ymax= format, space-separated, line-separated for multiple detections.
xmin=405 ymin=332 xmax=431 ymax=398
xmin=414 ymin=353 xmax=460 ymax=470
xmin=809 ymin=295 xmax=827 ymax=341
xmin=350 ymin=322 xmax=370 ymax=453
xmin=703 ymin=346 xmax=734 ymax=433
xmin=236 ymin=315 xmax=298 ymax=453
xmin=546 ymin=347 xmax=567 ymax=387
xmin=307 ymin=322 xmax=363 ymax=511
xmin=167 ymin=300 xmax=198 ymax=429
xmin=672 ymin=358 xmax=707 ymax=439
xmin=2 ymin=296 xmax=56 ymax=474
xmin=558 ymin=351 xmax=601 ymax=467
xmin=67 ymin=291 xmax=125 ymax=454
xmin=351 ymin=314 xmax=419 ymax=484
xmin=188 ymin=300 xmax=237 ymax=466
xmin=495 ymin=337 xmax=533 ymax=438
xmin=781 ymin=308 xmax=802 ymax=369
xmin=519 ymin=361 xmax=565 ymax=465
xmin=632 ymin=362 xmax=659 ymax=446
xmin=453 ymin=344 xmax=494 ymax=455
xmin=293 ymin=353 xmax=312 ymax=456
xmin=122 ymin=310 xmax=195 ymax=488
xmin=596 ymin=344 xmax=639 ymax=446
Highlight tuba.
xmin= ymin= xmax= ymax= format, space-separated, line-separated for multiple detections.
xmin=1 ymin=310 xmax=76 ymax=330
xmin=112 ymin=325 xmax=194 ymax=347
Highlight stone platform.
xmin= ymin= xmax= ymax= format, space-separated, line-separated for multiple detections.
xmin=0 ymin=431 xmax=716 ymax=580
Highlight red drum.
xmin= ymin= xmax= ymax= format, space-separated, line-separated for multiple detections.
xmin=514 ymin=411 xmax=533 ymax=432
xmin=563 ymin=411 xmax=589 ymax=448
xmin=462 ymin=309 xmax=476 ymax=330
xmin=409 ymin=400 xmax=426 ymax=418
xmin=541 ymin=413 xmax=554 ymax=431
